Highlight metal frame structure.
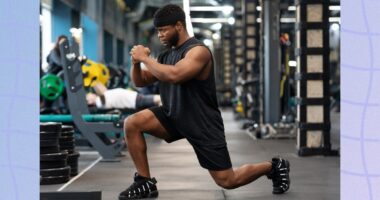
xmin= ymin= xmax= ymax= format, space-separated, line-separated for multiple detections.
xmin=295 ymin=0 xmax=338 ymax=156
xmin=243 ymin=0 xmax=261 ymax=122
xmin=59 ymin=39 xmax=125 ymax=161
xmin=263 ymin=0 xmax=281 ymax=124
xmin=232 ymin=0 xmax=246 ymax=117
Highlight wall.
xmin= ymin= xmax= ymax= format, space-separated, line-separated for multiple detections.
xmin=52 ymin=0 xmax=72 ymax=42
xmin=49 ymin=0 xmax=135 ymax=67
xmin=81 ymin=13 xmax=99 ymax=61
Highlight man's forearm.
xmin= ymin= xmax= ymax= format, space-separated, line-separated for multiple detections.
xmin=131 ymin=62 xmax=145 ymax=86
xmin=141 ymin=57 xmax=176 ymax=83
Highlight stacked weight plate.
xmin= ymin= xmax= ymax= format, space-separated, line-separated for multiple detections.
xmin=40 ymin=122 xmax=70 ymax=185
xmin=60 ymin=125 xmax=80 ymax=176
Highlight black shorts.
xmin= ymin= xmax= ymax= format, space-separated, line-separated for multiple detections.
xmin=149 ymin=106 xmax=232 ymax=171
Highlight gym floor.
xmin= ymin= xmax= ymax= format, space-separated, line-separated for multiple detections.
xmin=40 ymin=109 xmax=340 ymax=200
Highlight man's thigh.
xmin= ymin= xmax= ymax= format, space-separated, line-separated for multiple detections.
xmin=127 ymin=108 xmax=172 ymax=141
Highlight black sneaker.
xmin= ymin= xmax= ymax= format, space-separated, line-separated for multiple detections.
xmin=267 ymin=157 xmax=290 ymax=194
xmin=119 ymin=173 xmax=159 ymax=199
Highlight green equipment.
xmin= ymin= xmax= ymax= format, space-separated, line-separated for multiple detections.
xmin=40 ymin=74 xmax=65 ymax=101
xmin=40 ymin=114 xmax=121 ymax=123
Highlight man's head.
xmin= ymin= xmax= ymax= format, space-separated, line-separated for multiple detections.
xmin=153 ymin=4 xmax=187 ymax=47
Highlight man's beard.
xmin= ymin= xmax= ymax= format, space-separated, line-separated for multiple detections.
xmin=166 ymin=31 xmax=179 ymax=48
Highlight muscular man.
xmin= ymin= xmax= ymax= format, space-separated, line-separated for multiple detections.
xmin=119 ymin=4 xmax=290 ymax=200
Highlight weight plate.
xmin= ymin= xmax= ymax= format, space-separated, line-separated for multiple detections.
xmin=40 ymin=175 xmax=70 ymax=185
xmin=68 ymin=152 xmax=80 ymax=166
xmin=60 ymin=147 xmax=74 ymax=153
xmin=40 ymin=166 xmax=71 ymax=177
xmin=67 ymin=161 xmax=78 ymax=167
xmin=68 ymin=152 xmax=80 ymax=160
xmin=40 ymin=139 xmax=59 ymax=147
xmin=82 ymin=60 xmax=110 ymax=87
xmin=61 ymin=131 xmax=74 ymax=137
xmin=40 ymin=159 xmax=67 ymax=169
xmin=40 ymin=74 xmax=65 ymax=101
xmin=70 ymin=167 xmax=78 ymax=176
xmin=60 ymin=147 xmax=74 ymax=152
xmin=60 ymin=148 xmax=74 ymax=154
xmin=40 ymin=151 xmax=68 ymax=161
xmin=40 ymin=131 xmax=60 ymax=140
xmin=40 ymin=146 xmax=60 ymax=154
xmin=61 ymin=125 xmax=74 ymax=132
xmin=40 ymin=122 xmax=62 ymax=132
xmin=59 ymin=136 xmax=74 ymax=142
xmin=59 ymin=138 xmax=75 ymax=144
xmin=59 ymin=141 xmax=75 ymax=150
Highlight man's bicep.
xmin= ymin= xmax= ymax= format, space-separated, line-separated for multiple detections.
xmin=174 ymin=47 xmax=211 ymax=82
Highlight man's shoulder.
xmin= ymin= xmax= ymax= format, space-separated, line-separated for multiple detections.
xmin=184 ymin=45 xmax=211 ymax=60
xmin=182 ymin=44 xmax=211 ymax=61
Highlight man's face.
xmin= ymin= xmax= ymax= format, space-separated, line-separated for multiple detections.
xmin=156 ymin=25 xmax=179 ymax=47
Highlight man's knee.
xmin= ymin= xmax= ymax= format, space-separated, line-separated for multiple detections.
xmin=214 ymin=175 xmax=237 ymax=190
xmin=215 ymin=179 xmax=236 ymax=190
xmin=124 ymin=115 xmax=140 ymax=138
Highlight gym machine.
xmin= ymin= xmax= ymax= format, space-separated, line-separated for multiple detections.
xmin=41 ymin=39 xmax=126 ymax=161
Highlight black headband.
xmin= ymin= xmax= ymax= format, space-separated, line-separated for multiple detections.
xmin=153 ymin=12 xmax=185 ymax=27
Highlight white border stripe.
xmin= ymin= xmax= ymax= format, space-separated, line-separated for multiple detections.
xmin=57 ymin=156 xmax=102 ymax=191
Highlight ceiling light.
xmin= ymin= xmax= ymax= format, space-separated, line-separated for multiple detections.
xmin=288 ymin=60 xmax=297 ymax=67
xmin=228 ymin=17 xmax=235 ymax=25
xmin=210 ymin=23 xmax=222 ymax=30
xmin=203 ymin=39 xmax=212 ymax=46
xmin=212 ymin=33 xmax=221 ymax=40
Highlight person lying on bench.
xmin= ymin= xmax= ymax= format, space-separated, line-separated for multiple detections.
xmin=86 ymin=83 xmax=161 ymax=110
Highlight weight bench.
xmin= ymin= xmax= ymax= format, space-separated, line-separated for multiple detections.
xmin=40 ymin=114 xmax=121 ymax=123
xmin=41 ymin=39 xmax=125 ymax=161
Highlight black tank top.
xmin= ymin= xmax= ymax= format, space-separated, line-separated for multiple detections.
xmin=157 ymin=37 xmax=226 ymax=147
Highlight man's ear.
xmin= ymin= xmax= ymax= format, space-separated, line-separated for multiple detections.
xmin=175 ymin=21 xmax=183 ymax=31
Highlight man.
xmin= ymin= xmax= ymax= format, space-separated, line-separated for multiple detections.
xmin=119 ymin=4 xmax=290 ymax=200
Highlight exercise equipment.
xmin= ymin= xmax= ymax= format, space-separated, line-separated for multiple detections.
xmin=58 ymin=39 xmax=125 ymax=161
xmin=40 ymin=132 xmax=60 ymax=140
xmin=40 ymin=123 xmax=79 ymax=185
xmin=40 ymin=166 xmax=71 ymax=177
xmin=40 ymin=122 xmax=62 ymax=154
xmin=40 ymin=139 xmax=59 ymax=147
xmin=40 ymin=74 xmax=65 ymax=101
xmin=40 ymin=122 xmax=62 ymax=132
xmin=40 ymin=152 xmax=68 ymax=169
xmin=67 ymin=152 xmax=80 ymax=176
xmin=40 ymin=176 xmax=71 ymax=185
xmin=82 ymin=59 xmax=110 ymax=87
xmin=40 ymin=146 xmax=60 ymax=154
xmin=40 ymin=114 xmax=120 ymax=122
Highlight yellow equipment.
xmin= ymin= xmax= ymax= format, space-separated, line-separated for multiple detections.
xmin=82 ymin=59 xmax=110 ymax=87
